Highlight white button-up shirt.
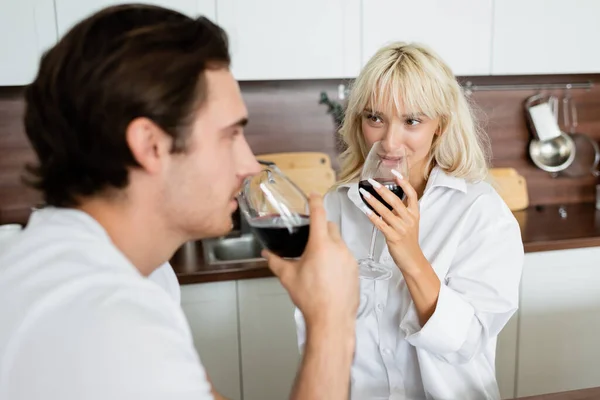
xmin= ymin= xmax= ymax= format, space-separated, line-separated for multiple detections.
xmin=295 ymin=167 xmax=524 ymax=400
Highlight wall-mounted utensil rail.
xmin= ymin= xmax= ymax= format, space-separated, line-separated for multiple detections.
xmin=463 ymin=81 xmax=594 ymax=95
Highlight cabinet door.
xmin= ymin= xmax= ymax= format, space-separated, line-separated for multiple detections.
xmin=238 ymin=277 xmax=301 ymax=400
xmin=180 ymin=281 xmax=241 ymax=400
xmin=493 ymin=0 xmax=600 ymax=74
xmin=0 ymin=0 xmax=57 ymax=85
xmin=55 ymin=0 xmax=216 ymax=37
xmin=361 ymin=0 xmax=493 ymax=76
xmin=516 ymin=248 xmax=600 ymax=397
xmin=496 ymin=313 xmax=519 ymax=399
xmin=217 ymin=0 xmax=361 ymax=80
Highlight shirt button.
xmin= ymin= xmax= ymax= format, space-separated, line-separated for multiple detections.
xmin=377 ymin=303 xmax=384 ymax=311
xmin=382 ymin=348 xmax=392 ymax=356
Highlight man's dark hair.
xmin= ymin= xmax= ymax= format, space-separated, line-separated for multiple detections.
xmin=23 ymin=4 xmax=230 ymax=207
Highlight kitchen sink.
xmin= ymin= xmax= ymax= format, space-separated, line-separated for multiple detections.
xmin=202 ymin=234 xmax=265 ymax=264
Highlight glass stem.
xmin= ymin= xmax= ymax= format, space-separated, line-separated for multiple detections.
xmin=367 ymin=224 xmax=378 ymax=261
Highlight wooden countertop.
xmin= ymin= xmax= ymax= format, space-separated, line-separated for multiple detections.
xmin=511 ymin=387 xmax=600 ymax=399
xmin=172 ymin=202 xmax=600 ymax=285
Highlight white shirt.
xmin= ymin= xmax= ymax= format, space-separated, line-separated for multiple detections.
xmin=0 ymin=208 xmax=213 ymax=400
xmin=295 ymin=167 xmax=524 ymax=400
xmin=148 ymin=259 xmax=182 ymax=305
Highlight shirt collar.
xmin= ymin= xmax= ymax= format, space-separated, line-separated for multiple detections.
xmin=339 ymin=166 xmax=467 ymax=208
xmin=27 ymin=206 xmax=111 ymax=240
xmin=24 ymin=207 xmax=143 ymax=276
xmin=424 ymin=166 xmax=467 ymax=194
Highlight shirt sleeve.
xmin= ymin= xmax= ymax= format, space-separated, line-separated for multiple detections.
xmin=294 ymin=307 xmax=307 ymax=354
xmin=291 ymin=190 xmax=342 ymax=354
xmin=7 ymin=282 xmax=213 ymax=400
xmin=323 ymin=189 xmax=343 ymax=225
xmin=399 ymin=200 xmax=524 ymax=364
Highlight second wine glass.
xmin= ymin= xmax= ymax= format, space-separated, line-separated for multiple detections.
xmin=237 ymin=162 xmax=310 ymax=259
xmin=357 ymin=141 xmax=409 ymax=280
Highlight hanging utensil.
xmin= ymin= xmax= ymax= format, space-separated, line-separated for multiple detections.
xmin=525 ymin=94 xmax=576 ymax=174
xmin=549 ymin=94 xmax=559 ymax=124
xmin=560 ymin=94 xmax=600 ymax=178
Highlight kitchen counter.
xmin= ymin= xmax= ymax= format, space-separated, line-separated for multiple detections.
xmin=517 ymin=202 xmax=600 ymax=252
xmin=511 ymin=387 xmax=600 ymax=399
xmin=171 ymin=202 xmax=600 ymax=285
xmin=171 ymin=239 xmax=271 ymax=285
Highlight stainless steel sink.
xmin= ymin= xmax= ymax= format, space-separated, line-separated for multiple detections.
xmin=202 ymin=234 xmax=265 ymax=264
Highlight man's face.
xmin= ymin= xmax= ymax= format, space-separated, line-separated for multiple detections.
xmin=163 ymin=69 xmax=261 ymax=240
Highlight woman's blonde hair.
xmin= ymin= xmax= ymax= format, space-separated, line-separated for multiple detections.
xmin=337 ymin=42 xmax=490 ymax=185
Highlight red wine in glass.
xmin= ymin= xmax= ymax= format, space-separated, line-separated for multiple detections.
xmin=249 ymin=214 xmax=310 ymax=258
xmin=358 ymin=179 xmax=405 ymax=215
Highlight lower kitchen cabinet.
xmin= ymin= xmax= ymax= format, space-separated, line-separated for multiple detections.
xmin=237 ymin=278 xmax=301 ymax=400
xmin=180 ymin=247 xmax=600 ymax=400
xmin=180 ymin=281 xmax=241 ymax=400
xmin=181 ymin=278 xmax=299 ymax=400
xmin=516 ymin=247 xmax=600 ymax=397
xmin=497 ymin=313 xmax=519 ymax=399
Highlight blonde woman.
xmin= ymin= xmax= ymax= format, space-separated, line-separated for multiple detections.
xmin=295 ymin=42 xmax=524 ymax=399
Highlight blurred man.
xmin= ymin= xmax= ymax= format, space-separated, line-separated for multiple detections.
xmin=0 ymin=5 xmax=358 ymax=400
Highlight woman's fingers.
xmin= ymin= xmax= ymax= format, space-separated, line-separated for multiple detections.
xmin=359 ymin=203 xmax=401 ymax=240
xmin=391 ymin=169 xmax=419 ymax=214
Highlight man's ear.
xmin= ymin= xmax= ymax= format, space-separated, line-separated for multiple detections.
xmin=125 ymin=117 xmax=172 ymax=174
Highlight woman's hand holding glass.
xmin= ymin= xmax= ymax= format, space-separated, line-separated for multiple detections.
xmin=359 ymin=157 xmax=427 ymax=277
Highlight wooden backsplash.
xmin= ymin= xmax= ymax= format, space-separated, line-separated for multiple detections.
xmin=2 ymin=74 xmax=600 ymax=224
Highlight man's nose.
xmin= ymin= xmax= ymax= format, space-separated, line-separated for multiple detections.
xmin=238 ymin=138 xmax=262 ymax=178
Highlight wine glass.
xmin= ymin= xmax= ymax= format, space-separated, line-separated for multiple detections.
xmin=357 ymin=141 xmax=409 ymax=280
xmin=237 ymin=161 xmax=310 ymax=258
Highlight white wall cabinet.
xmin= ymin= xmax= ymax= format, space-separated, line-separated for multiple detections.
xmin=217 ymin=0 xmax=361 ymax=80
xmin=180 ymin=281 xmax=242 ymax=400
xmin=0 ymin=0 xmax=57 ymax=85
xmin=6 ymin=0 xmax=600 ymax=85
xmin=515 ymin=247 xmax=600 ymax=397
xmin=492 ymin=0 xmax=600 ymax=75
xmin=238 ymin=277 xmax=301 ymax=400
xmin=361 ymin=0 xmax=493 ymax=76
xmin=54 ymin=0 xmax=216 ymax=37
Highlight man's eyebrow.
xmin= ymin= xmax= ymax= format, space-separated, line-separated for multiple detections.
xmin=224 ymin=117 xmax=248 ymax=130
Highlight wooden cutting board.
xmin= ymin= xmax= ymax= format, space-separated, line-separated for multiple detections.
xmin=489 ymin=168 xmax=529 ymax=211
xmin=257 ymin=152 xmax=332 ymax=170
xmin=280 ymin=167 xmax=336 ymax=196
xmin=489 ymin=167 xmax=519 ymax=177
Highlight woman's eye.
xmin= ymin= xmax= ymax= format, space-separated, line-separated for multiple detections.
xmin=366 ymin=113 xmax=383 ymax=123
xmin=406 ymin=118 xmax=421 ymax=126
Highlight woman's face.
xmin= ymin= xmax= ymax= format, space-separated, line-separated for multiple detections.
xmin=361 ymin=102 xmax=440 ymax=176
